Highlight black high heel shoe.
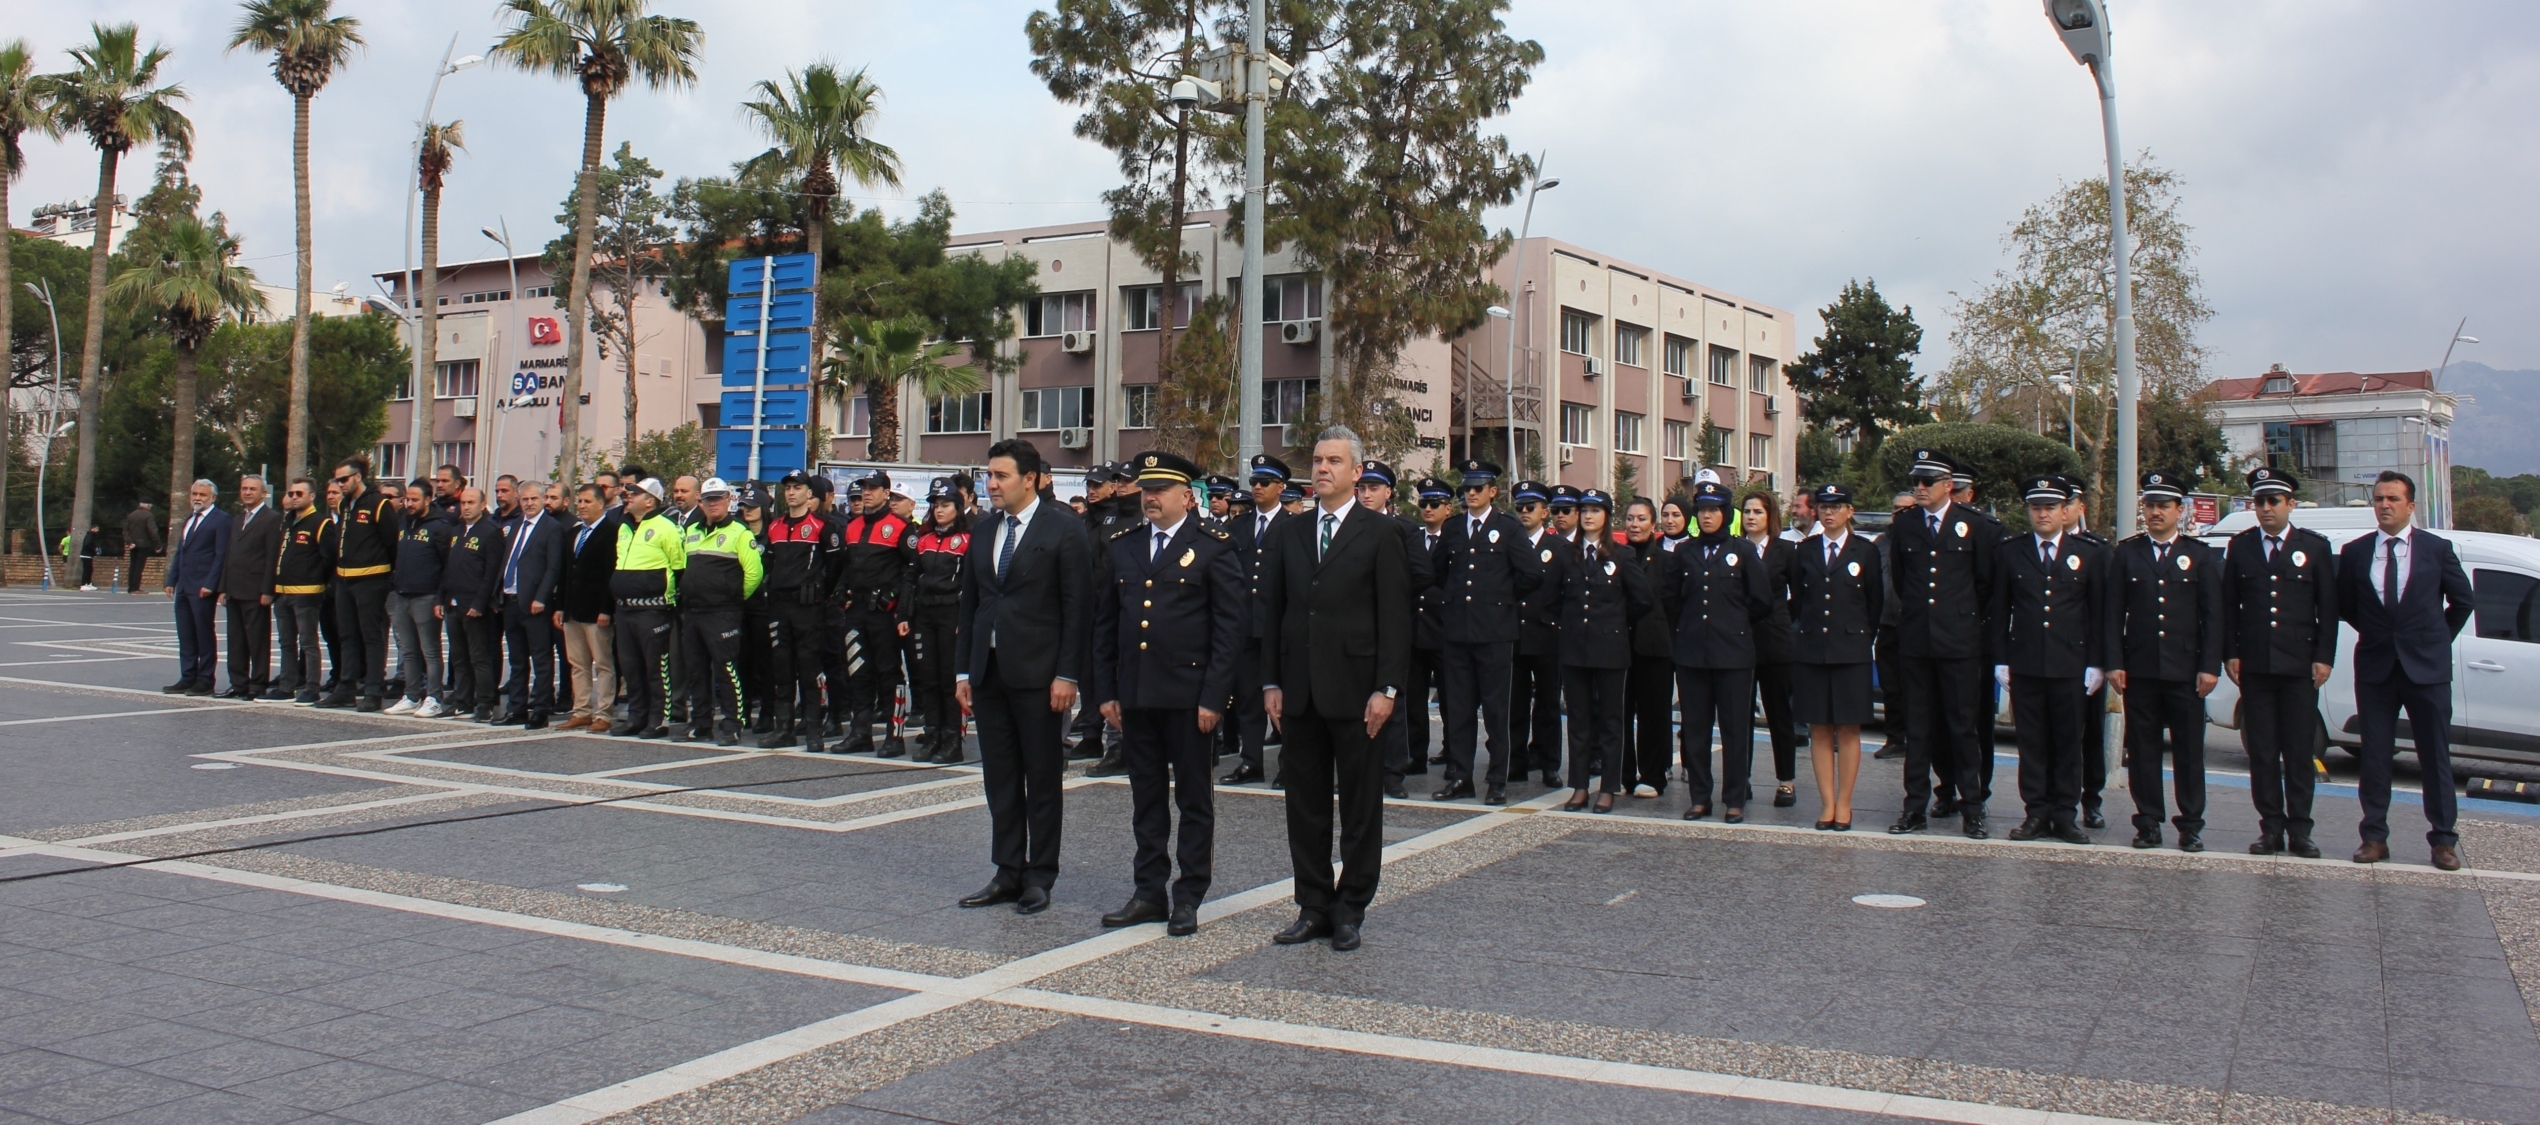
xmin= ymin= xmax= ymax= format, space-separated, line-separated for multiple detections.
xmin=1561 ymin=789 xmax=1592 ymax=812
xmin=1592 ymin=792 xmax=1615 ymax=814
xmin=1814 ymin=819 xmax=1836 ymax=831
xmin=1682 ymin=804 xmax=1711 ymax=822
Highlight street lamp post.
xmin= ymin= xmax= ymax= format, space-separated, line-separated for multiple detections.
xmin=1499 ymin=163 xmax=1557 ymax=473
xmin=1234 ymin=0 xmax=1270 ymax=468
xmin=482 ymin=221 xmax=521 ymax=482
xmin=2044 ymin=0 xmax=2137 ymax=534
xmin=23 ymin=280 xmax=64 ymax=580
xmin=491 ymin=392 xmax=538 ymax=482
xmin=35 ymin=422 xmax=73 ymax=591
xmin=2431 ymin=318 xmax=2479 ymax=392
xmin=401 ymin=35 xmax=485 ymax=481
xmin=2047 ymin=373 xmax=2078 ymax=450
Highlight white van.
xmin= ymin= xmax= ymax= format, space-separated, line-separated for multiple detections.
xmin=2199 ymin=509 xmax=2540 ymax=769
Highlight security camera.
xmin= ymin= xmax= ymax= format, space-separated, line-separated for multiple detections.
xmin=1169 ymin=76 xmax=1219 ymax=111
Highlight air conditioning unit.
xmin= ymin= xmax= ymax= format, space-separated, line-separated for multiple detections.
xmin=1280 ymin=320 xmax=1317 ymax=345
xmin=1763 ymin=399 xmax=1781 ymax=417
xmin=1559 ymin=445 xmax=1577 ymax=466
xmin=1057 ymin=427 xmax=1092 ymax=450
xmin=1582 ymin=356 xmax=1605 ymax=379
xmin=1679 ymin=379 xmax=1698 ymax=404
xmin=1060 ymin=330 xmax=1095 ymax=354
xmin=451 ymin=397 xmax=478 ymax=418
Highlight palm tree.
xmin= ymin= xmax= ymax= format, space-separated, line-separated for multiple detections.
xmin=493 ymin=0 xmax=701 ymax=486
xmin=227 ymin=0 xmax=361 ymax=483
xmin=0 ymin=39 xmax=55 ymax=556
xmin=107 ymin=213 xmax=265 ymax=540
xmin=821 ymin=316 xmax=974 ymax=463
xmin=32 ymin=23 xmax=190 ymax=554
xmin=415 ymin=120 xmax=464 ymax=463
xmin=740 ymin=62 xmax=901 ymax=436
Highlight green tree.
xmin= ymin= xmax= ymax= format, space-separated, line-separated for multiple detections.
xmin=542 ymin=141 xmax=669 ymax=449
xmin=1783 ymin=278 xmax=1930 ymax=471
xmin=1872 ymin=421 xmax=2082 ymax=516
xmin=601 ymin=421 xmax=710 ymax=484
xmin=1153 ymin=291 xmax=1238 ymax=470
xmin=493 ymin=0 xmax=702 ymax=485
xmin=2454 ymin=493 xmax=2527 ymax=536
xmin=32 ymin=22 xmax=191 ymax=550
xmin=0 ymin=39 xmax=51 ymax=547
xmin=414 ymin=119 xmax=463 ymax=458
xmin=821 ymin=316 xmax=974 ymax=463
xmin=226 ymin=0 xmax=361 ymax=482
xmin=1794 ymin=424 xmax=1845 ymax=488
xmin=739 ymin=61 xmax=902 ymax=393
xmin=109 ymin=207 xmax=264 ymax=538
xmin=2136 ymin=382 xmax=2231 ymax=490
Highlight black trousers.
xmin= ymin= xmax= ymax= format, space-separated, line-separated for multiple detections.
xmin=1756 ymin=660 xmax=1797 ymax=783
xmin=1233 ymin=642 xmax=1271 ymax=770
xmin=2080 ymin=683 xmax=2109 ymax=813
xmin=1626 ymin=654 xmax=1675 ymax=793
xmin=1510 ymin=651 xmax=1564 ymax=779
xmin=318 ymin=589 xmax=342 ymax=690
xmin=447 ymin=609 xmax=501 ymax=713
xmin=2356 ymin=672 xmax=2459 ymax=848
xmin=740 ymin=603 xmax=772 ymax=720
xmin=173 ymin=590 xmax=218 ymax=687
xmin=1279 ymin=705 xmax=1383 ymax=926
xmin=769 ymin=602 xmax=829 ymax=725
xmin=1901 ymin=657 xmax=1984 ymax=817
xmin=1563 ymin=666 xmax=1628 ymax=794
xmin=78 ymin=556 xmax=95 ymax=586
xmin=226 ymin=599 xmax=273 ymax=691
xmin=974 ymin=654 xmax=1066 ymax=891
xmin=127 ymin=549 xmax=149 ymax=593
xmin=2011 ymin=673 xmax=2084 ymax=827
xmin=2241 ymin=671 xmax=2319 ymax=841
xmin=334 ymin=575 xmax=392 ymax=699
xmin=681 ymin=608 xmax=746 ymax=728
xmin=844 ymin=606 xmax=900 ymax=724
xmin=501 ymin=596 xmax=557 ymax=715
xmin=907 ymin=608 xmax=960 ymax=738
xmin=614 ymin=607 xmax=674 ymax=728
xmin=1677 ymin=666 xmax=1757 ymax=808
xmin=1875 ymin=624 xmax=1911 ymax=759
xmin=820 ymin=605 xmax=852 ymax=722
xmin=2123 ymin=676 xmax=2207 ymax=835
xmin=275 ymin=593 xmax=325 ymax=692
xmin=1440 ymin=640 xmax=1517 ymax=786
xmin=1403 ymin=646 xmax=1443 ymax=774
xmin=1121 ymin=707 xmax=1214 ymax=908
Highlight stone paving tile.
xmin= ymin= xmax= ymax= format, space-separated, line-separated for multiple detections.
xmin=327 ymin=1079 xmax=544 ymax=1125
xmin=3 ymin=1065 xmax=214 ymax=1124
xmin=400 ymin=736 xmax=731 ymax=776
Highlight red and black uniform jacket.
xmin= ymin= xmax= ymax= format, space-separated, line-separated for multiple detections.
xmin=761 ymin=509 xmax=842 ymax=606
xmin=837 ymin=510 xmax=916 ymax=620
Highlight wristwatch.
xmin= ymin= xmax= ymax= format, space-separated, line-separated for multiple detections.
xmin=1381 ymin=686 xmax=1399 ymax=700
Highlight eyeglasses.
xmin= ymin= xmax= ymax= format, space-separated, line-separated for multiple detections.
xmin=1515 ymin=502 xmax=1542 ymax=513
xmin=1418 ymin=499 xmax=1448 ymax=508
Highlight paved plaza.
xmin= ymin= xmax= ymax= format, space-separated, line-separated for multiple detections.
xmin=0 ymin=589 xmax=2534 ymax=1124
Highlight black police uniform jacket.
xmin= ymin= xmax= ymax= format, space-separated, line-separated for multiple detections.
xmin=1228 ymin=507 xmax=1291 ymax=641
xmin=1750 ymin=536 xmax=1798 ymax=665
xmin=1660 ymin=532 xmax=1773 ymax=670
xmin=1990 ymin=532 xmax=2111 ymax=678
xmin=1517 ymin=528 xmax=1574 ymax=657
xmin=1790 ymin=532 xmax=1883 ymax=666
xmin=2113 ymin=533 xmax=2225 ymax=682
xmin=1626 ymin=538 xmax=1676 ymax=660
xmin=1889 ymin=501 xmax=2002 ymax=660
xmin=1092 ymin=518 xmax=1247 ymax=711
xmin=1407 ymin=518 xmax=1448 ymax=652
xmin=1430 ymin=509 xmax=1546 ymax=645
xmin=2220 ymin=524 xmax=2339 ymax=677
xmin=1555 ymin=536 xmax=1654 ymax=670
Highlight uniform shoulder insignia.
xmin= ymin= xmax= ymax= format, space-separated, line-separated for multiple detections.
xmin=1111 ymin=523 xmax=1144 ymax=542
xmin=2123 ymin=532 xmax=2148 ymax=543
xmin=1207 ymin=525 xmax=1230 ymax=540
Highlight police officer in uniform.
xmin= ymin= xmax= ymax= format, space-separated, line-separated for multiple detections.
xmin=2110 ymin=471 xmax=2224 ymax=851
xmin=1933 ymin=467 xmax=2007 ymax=814
xmin=2063 ymin=473 xmax=2116 ymax=828
xmin=762 ymin=471 xmax=844 ymax=752
xmin=1222 ymin=455 xmax=1294 ymax=785
xmin=1508 ymin=480 xmax=1571 ymax=789
xmin=2222 ymin=466 xmax=2338 ymax=858
xmin=838 ymin=472 xmax=917 ymax=756
xmin=909 ymin=481 xmax=973 ymax=764
xmin=1662 ymin=481 xmax=1773 ymax=821
xmin=1887 ymin=449 xmax=2003 ymax=838
xmin=1092 ymin=452 xmax=1247 ymax=937
xmin=1429 ymin=459 xmax=1544 ymax=805
xmin=1355 ymin=460 xmax=1434 ymax=799
xmin=1404 ymin=477 xmax=1455 ymax=787
xmin=1557 ymin=488 xmax=1653 ymax=813
xmin=1992 ymin=475 xmax=2108 ymax=845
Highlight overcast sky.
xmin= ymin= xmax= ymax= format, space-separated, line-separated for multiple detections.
xmin=5 ymin=0 xmax=2533 ymax=380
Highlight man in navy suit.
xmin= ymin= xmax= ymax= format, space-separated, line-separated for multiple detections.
xmin=495 ymin=482 xmax=568 ymax=728
xmin=163 ymin=481 xmax=233 ymax=695
xmin=2339 ymin=470 xmax=2474 ymax=870
xmin=955 ymin=438 xmax=1093 ymax=915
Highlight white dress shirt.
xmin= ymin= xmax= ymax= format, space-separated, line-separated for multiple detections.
xmin=2373 ymin=528 xmax=2413 ymax=604
xmin=995 ymin=498 xmax=1041 ymax=579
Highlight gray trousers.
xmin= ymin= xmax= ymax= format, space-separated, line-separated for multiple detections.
xmin=390 ymin=592 xmax=445 ymax=702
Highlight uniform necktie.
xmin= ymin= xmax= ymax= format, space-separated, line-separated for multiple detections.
xmin=1257 ymin=513 xmax=1270 ymax=540
xmin=1152 ymin=528 xmax=1169 ymax=563
xmin=2154 ymin=541 xmax=2168 ymax=567
xmin=2041 ymin=540 xmax=2054 ymax=568
xmin=1471 ymin=516 xmax=1484 ymax=541
xmin=1927 ymin=512 xmax=1940 ymax=536
xmin=1826 ymin=539 xmax=1838 ymax=569
xmin=2265 ymin=533 xmax=2281 ymax=564
xmin=2383 ymin=537 xmax=2399 ymax=605
xmin=1319 ymin=513 xmax=1335 ymax=559
xmin=998 ymin=512 xmax=1022 ymax=577
xmin=1426 ymin=531 xmax=1438 ymax=553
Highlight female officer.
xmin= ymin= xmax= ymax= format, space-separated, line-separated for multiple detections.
xmin=1556 ymin=490 xmax=1653 ymax=812
xmin=1742 ymin=491 xmax=1800 ymax=809
xmin=1789 ymin=484 xmax=1882 ymax=830
xmin=1661 ymin=482 xmax=1773 ymax=822
xmin=1621 ymin=497 xmax=1677 ymax=799
xmin=907 ymin=483 xmax=972 ymax=764
xmin=1659 ymin=496 xmax=1693 ymax=550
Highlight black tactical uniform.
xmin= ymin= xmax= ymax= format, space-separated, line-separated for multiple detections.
xmin=908 ymin=485 xmax=972 ymax=764
xmin=1509 ymin=481 xmax=1572 ymax=788
xmin=1661 ymin=482 xmax=1774 ymax=818
xmin=838 ymin=475 xmax=917 ymax=755
xmin=761 ymin=478 xmax=844 ymax=752
xmin=1887 ymin=449 xmax=2003 ymax=836
xmin=2221 ymin=467 xmax=2339 ymax=855
xmin=2112 ymin=472 xmax=2225 ymax=849
xmin=1429 ymin=459 xmax=1546 ymax=804
xmin=1991 ymin=476 xmax=2111 ymax=844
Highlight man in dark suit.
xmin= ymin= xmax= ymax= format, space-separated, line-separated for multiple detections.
xmin=163 ymin=481 xmax=233 ymax=695
xmin=1430 ymin=458 xmax=1545 ymax=805
xmin=1221 ymin=455 xmax=1294 ymax=785
xmin=1260 ymin=426 xmax=1411 ymax=951
xmin=2109 ymin=472 xmax=2224 ymax=852
xmin=554 ymin=482 xmax=623 ymax=732
xmin=1887 ymin=449 xmax=2002 ymax=838
xmin=1991 ymin=475 xmax=2109 ymax=845
xmin=955 ymin=438 xmax=1094 ymax=915
xmin=1092 ymin=452 xmax=1247 ymax=936
xmin=2222 ymin=467 xmax=2339 ymax=858
xmin=2340 ymin=471 xmax=2474 ymax=870
xmin=218 ymin=475 xmax=285 ymax=699
xmin=496 ymin=482 xmax=567 ymax=728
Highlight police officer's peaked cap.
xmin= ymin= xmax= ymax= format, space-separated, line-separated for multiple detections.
xmin=1357 ymin=460 xmax=1396 ymax=487
xmin=1131 ymin=450 xmax=1200 ymax=489
xmin=1512 ymin=480 xmax=1549 ymax=504
xmin=2024 ymin=476 xmax=2070 ymax=504
xmin=1250 ymin=454 xmax=1291 ymax=483
xmin=2247 ymin=466 xmax=2296 ymax=496
xmin=2140 ymin=472 xmax=2187 ymax=501
xmin=1578 ymin=488 xmax=1614 ymax=510
xmin=1204 ymin=474 xmax=1238 ymax=495
xmin=1909 ymin=449 xmax=1957 ymax=479
xmin=1459 ymin=458 xmax=1503 ymax=485
xmin=1691 ymin=481 xmax=1733 ymax=507
xmin=1280 ymin=481 xmax=1305 ymax=502
xmin=1416 ymin=477 xmax=1453 ymax=501
xmin=1813 ymin=482 xmax=1854 ymax=507
xmin=1547 ymin=485 xmax=1581 ymax=509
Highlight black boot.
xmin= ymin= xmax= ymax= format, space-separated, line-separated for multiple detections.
xmin=1085 ymin=744 xmax=1129 ymax=778
xmin=760 ymin=704 xmax=799 ymax=750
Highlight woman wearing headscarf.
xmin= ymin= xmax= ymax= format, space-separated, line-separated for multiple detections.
xmin=1660 ymin=481 xmax=1773 ymax=821
xmin=1620 ymin=496 xmax=1677 ymax=799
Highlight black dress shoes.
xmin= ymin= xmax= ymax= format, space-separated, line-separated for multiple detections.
xmin=1101 ymin=898 xmax=1169 ymax=928
xmin=2247 ymin=834 xmax=2282 ymax=856
xmin=1330 ymin=922 xmax=1362 ymax=952
xmin=2288 ymin=836 xmax=2322 ymax=859
xmin=1166 ymin=906 xmax=1198 ymax=936
xmin=1962 ymin=813 xmax=1988 ymax=839
xmin=1432 ymin=779 xmax=1474 ymax=801
xmin=1483 ymin=785 xmax=1507 ymax=806
xmin=1272 ymin=913 xmax=1332 ymax=945
xmin=2052 ymin=823 xmax=2092 ymax=845
xmin=2178 ymin=833 xmax=2205 ymax=853
xmin=2006 ymin=818 xmax=2046 ymax=842
xmin=2082 ymin=809 xmax=2107 ymax=830
xmin=1929 ymin=798 xmax=1961 ymax=819
xmin=163 ymin=681 xmax=194 ymax=695
xmin=1015 ymin=886 xmax=1051 ymax=915
xmin=1888 ymin=814 xmax=1928 ymax=835
xmin=2132 ymin=829 xmax=2161 ymax=849
xmin=1541 ymin=772 xmax=1563 ymax=790
xmin=1221 ymin=763 xmax=1264 ymax=785
xmin=1872 ymin=744 xmax=1906 ymax=761
xmin=1384 ymin=782 xmax=1408 ymax=800
xmin=1773 ymin=784 xmax=1797 ymax=808
xmin=959 ymin=883 xmax=1021 ymax=909
xmin=524 ymin=711 xmax=550 ymax=731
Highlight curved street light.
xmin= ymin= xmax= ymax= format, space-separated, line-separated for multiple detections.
xmin=1501 ymin=165 xmax=1559 ymax=474
xmin=2043 ymin=0 xmax=2138 ymax=533
xmin=2432 ymin=317 xmax=2478 ymax=392
xmin=401 ymin=36 xmax=488 ymax=482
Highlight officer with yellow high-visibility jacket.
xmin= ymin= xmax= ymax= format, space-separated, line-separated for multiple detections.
xmin=613 ymin=479 xmax=687 ymax=739
xmin=678 ymin=478 xmax=764 ymax=746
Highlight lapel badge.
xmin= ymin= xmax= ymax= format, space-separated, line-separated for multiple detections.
xmin=2291 ymin=550 xmax=2307 ymax=567
xmin=1179 ymin=547 xmax=1196 ymax=568
xmin=2177 ymin=554 xmax=2192 ymax=570
xmin=1954 ymin=522 xmax=1967 ymax=538
xmin=2066 ymin=553 xmax=2082 ymax=571
xmin=1847 ymin=560 xmax=1861 ymax=577
xmin=1540 ymin=548 xmax=1554 ymax=563
xmin=1603 ymin=560 xmax=1617 ymax=576
xmin=1726 ymin=551 xmax=1740 ymax=567
xmin=1488 ymin=528 xmax=1499 ymax=544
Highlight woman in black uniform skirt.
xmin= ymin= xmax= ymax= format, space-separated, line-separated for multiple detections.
xmin=1556 ymin=490 xmax=1653 ymax=812
xmin=1789 ymin=484 xmax=1882 ymax=830
xmin=1621 ymin=498 xmax=1677 ymax=799
xmin=1741 ymin=491 xmax=1800 ymax=809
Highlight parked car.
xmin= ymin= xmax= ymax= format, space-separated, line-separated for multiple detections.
xmin=2199 ymin=508 xmax=2540 ymax=769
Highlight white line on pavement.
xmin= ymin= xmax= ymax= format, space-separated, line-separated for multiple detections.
xmin=0 ymin=707 xmax=192 ymax=727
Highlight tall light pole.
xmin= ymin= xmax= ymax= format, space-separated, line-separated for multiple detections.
xmin=402 ymin=35 xmax=485 ymax=480
xmin=1499 ymin=162 xmax=1556 ymax=472
xmin=2431 ymin=318 xmax=2478 ymax=392
xmin=35 ymin=422 xmax=73 ymax=590
xmin=1234 ymin=0 xmax=1270 ymax=467
xmin=2045 ymin=0 xmax=2136 ymax=533
xmin=483 ymin=221 xmax=521 ymax=482
xmin=21 ymin=280 xmax=64 ymax=572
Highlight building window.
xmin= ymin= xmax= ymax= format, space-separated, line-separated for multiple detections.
xmin=523 ymin=284 xmax=555 ymax=299
xmin=1258 ymin=274 xmax=1322 ymax=322
xmin=1664 ymin=420 xmax=1691 ymax=460
xmin=392 ymin=368 xmax=413 ymax=401
xmin=1614 ymin=325 xmax=1647 ymax=369
xmin=1025 ymin=292 xmax=1093 ymax=337
xmin=457 ymin=290 xmax=511 ymax=305
xmin=434 ymin=359 xmax=480 ymax=400
xmin=1708 ymin=345 xmax=1737 ymax=386
xmin=1663 ymin=335 xmax=1693 ymax=378
xmin=1263 ymin=378 xmax=1319 ymax=426
xmin=1750 ymin=433 xmax=1773 ymax=470
xmin=1123 ymin=283 xmax=1200 ymax=331
xmin=1614 ymin=411 xmax=1644 ymax=454
xmin=430 ymin=441 xmax=474 ymax=477
xmin=926 ymin=391 xmax=990 ymax=434
xmin=1122 ymin=384 xmax=1157 ymax=429
xmin=843 ymin=396 xmax=872 ymax=437
xmin=1560 ymin=310 xmax=1597 ymax=356
xmin=1749 ymin=354 xmax=1774 ymax=393
xmin=1020 ymin=385 xmax=1095 ymax=430
xmin=1560 ymin=402 xmax=1594 ymax=447
xmin=375 ymin=442 xmax=409 ymax=480
xmin=2263 ymin=421 xmax=2335 ymax=477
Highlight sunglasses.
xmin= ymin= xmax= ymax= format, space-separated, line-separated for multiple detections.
xmin=331 ymin=475 xmax=353 ymax=485
xmin=1461 ymin=483 xmax=1489 ymax=493
xmin=2253 ymin=494 xmax=2291 ymax=507
xmin=1418 ymin=498 xmax=1448 ymax=508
